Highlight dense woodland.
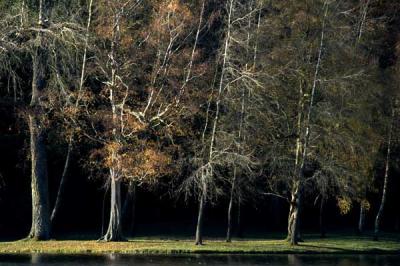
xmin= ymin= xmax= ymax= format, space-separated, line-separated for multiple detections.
xmin=0 ymin=0 xmax=399 ymax=246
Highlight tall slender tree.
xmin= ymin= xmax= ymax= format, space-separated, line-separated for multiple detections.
xmin=374 ymin=104 xmax=396 ymax=240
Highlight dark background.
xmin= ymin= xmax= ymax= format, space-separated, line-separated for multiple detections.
xmin=0 ymin=122 xmax=399 ymax=240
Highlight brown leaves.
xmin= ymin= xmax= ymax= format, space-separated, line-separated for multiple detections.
xmin=160 ymin=0 xmax=193 ymax=25
xmin=148 ymin=0 xmax=193 ymax=43
xmin=89 ymin=137 xmax=174 ymax=185
xmin=123 ymin=147 xmax=172 ymax=182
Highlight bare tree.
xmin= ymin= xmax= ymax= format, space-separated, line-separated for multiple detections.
xmin=179 ymin=0 xmax=261 ymax=245
xmin=254 ymin=0 xmax=380 ymax=245
xmin=225 ymin=0 xmax=262 ymax=243
xmin=194 ymin=0 xmax=234 ymax=246
xmin=286 ymin=0 xmax=329 ymax=245
xmin=0 ymin=0 xmax=87 ymax=240
xmin=24 ymin=0 xmax=54 ymax=241
xmin=86 ymin=0 xmax=205 ymax=242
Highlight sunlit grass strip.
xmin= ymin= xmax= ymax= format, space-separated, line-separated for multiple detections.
xmin=0 ymin=236 xmax=399 ymax=255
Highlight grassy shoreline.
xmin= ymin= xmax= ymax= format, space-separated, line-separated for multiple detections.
xmin=0 ymin=235 xmax=399 ymax=255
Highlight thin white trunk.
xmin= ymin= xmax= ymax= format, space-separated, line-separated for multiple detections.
xmin=196 ymin=0 xmax=235 ymax=245
xmin=102 ymin=3 xmax=124 ymax=242
xmin=176 ymin=0 xmax=205 ymax=104
xmin=209 ymin=0 xmax=233 ymax=160
xmin=51 ymin=0 xmax=94 ymax=224
xmin=374 ymin=107 xmax=395 ymax=240
xmin=76 ymin=0 xmax=94 ymax=106
xmin=289 ymin=1 xmax=329 ymax=246
xmin=20 ymin=0 xmax=25 ymax=28
xmin=253 ymin=5 xmax=262 ymax=67
xmin=299 ymin=2 xmax=328 ymax=172
xmin=227 ymin=0 xmax=256 ymax=241
xmin=357 ymin=0 xmax=370 ymax=42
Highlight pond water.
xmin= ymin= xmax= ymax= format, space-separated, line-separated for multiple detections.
xmin=0 ymin=254 xmax=399 ymax=266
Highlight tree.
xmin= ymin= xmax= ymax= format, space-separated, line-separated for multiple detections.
xmin=84 ymin=0 xmax=204 ymax=241
xmin=0 ymin=0 xmax=86 ymax=240
xmin=181 ymin=0 xmax=260 ymax=245
xmin=256 ymin=0 xmax=383 ymax=245
xmin=222 ymin=0 xmax=263 ymax=242
xmin=0 ymin=0 xmax=94 ymax=239
xmin=26 ymin=0 xmax=53 ymax=241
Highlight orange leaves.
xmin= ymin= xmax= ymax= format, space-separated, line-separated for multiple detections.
xmin=123 ymin=113 xmax=147 ymax=133
xmin=94 ymin=0 xmax=114 ymax=39
xmin=102 ymin=141 xmax=121 ymax=168
xmin=95 ymin=18 xmax=135 ymax=48
xmin=120 ymin=34 xmax=135 ymax=48
xmin=86 ymin=0 xmax=200 ymax=184
xmin=162 ymin=0 xmax=192 ymax=22
xmin=62 ymin=105 xmax=80 ymax=119
xmin=94 ymin=0 xmax=136 ymax=48
xmin=149 ymin=0 xmax=193 ymax=40
xmin=166 ymin=0 xmax=179 ymax=13
xmin=94 ymin=20 xmax=113 ymax=40
xmin=119 ymin=144 xmax=173 ymax=184
xmin=126 ymin=147 xmax=172 ymax=180
xmin=94 ymin=139 xmax=173 ymax=184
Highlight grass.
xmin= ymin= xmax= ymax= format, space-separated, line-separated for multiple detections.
xmin=0 ymin=234 xmax=399 ymax=255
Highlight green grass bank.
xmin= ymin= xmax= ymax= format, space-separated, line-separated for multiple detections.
xmin=0 ymin=234 xmax=399 ymax=255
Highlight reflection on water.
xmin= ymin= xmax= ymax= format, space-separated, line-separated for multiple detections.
xmin=0 ymin=254 xmax=399 ymax=266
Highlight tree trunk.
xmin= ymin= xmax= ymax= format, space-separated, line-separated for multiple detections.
xmin=226 ymin=191 xmax=234 ymax=243
xmin=194 ymin=0 xmax=233 ymax=246
xmin=357 ymin=0 xmax=370 ymax=42
xmin=195 ymin=188 xmax=206 ymax=245
xmin=226 ymin=170 xmax=236 ymax=242
xmin=374 ymin=172 xmax=389 ymax=241
xmin=28 ymin=115 xmax=51 ymax=240
xmin=358 ymin=201 xmax=366 ymax=235
xmin=287 ymin=1 xmax=329 ymax=246
xmin=103 ymin=173 xmax=123 ymax=241
xmin=287 ymin=182 xmax=302 ymax=245
xmin=374 ymin=109 xmax=394 ymax=241
xmin=237 ymin=196 xmax=243 ymax=238
xmin=28 ymin=0 xmax=51 ymax=240
xmin=101 ymin=3 xmax=125 ymax=242
xmin=319 ymin=197 xmax=326 ymax=238
xmin=50 ymin=138 xmax=72 ymax=224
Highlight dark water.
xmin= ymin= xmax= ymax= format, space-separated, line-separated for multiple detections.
xmin=0 ymin=254 xmax=399 ymax=266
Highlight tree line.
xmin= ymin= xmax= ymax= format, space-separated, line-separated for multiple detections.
xmin=0 ymin=0 xmax=399 ymax=246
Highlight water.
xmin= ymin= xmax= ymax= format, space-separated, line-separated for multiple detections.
xmin=0 ymin=254 xmax=399 ymax=266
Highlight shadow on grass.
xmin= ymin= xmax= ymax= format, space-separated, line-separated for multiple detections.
xmin=298 ymin=242 xmax=400 ymax=255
